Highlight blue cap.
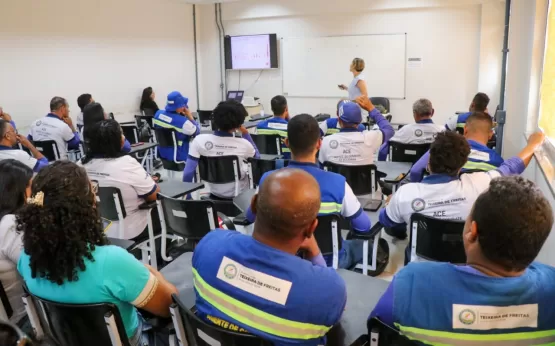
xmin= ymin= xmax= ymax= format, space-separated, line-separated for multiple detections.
xmin=165 ymin=91 xmax=189 ymax=112
xmin=338 ymin=101 xmax=362 ymax=124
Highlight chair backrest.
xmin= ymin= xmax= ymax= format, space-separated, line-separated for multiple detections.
xmin=389 ymin=142 xmax=431 ymax=164
xmin=135 ymin=114 xmax=153 ymax=128
xmin=369 ymin=97 xmax=391 ymax=113
xmin=248 ymin=158 xmax=289 ymax=187
xmin=120 ymin=125 xmax=138 ymax=144
xmin=367 ymin=318 xmax=416 ymax=345
xmin=174 ymin=300 xmax=272 ymax=346
xmin=410 ymin=213 xmax=466 ymax=263
xmin=198 ymin=156 xmax=242 ymax=184
xmin=33 ymin=140 xmax=60 ymax=161
xmin=96 ymin=186 xmax=126 ymax=221
xmin=0 ymin=279 xmax=13 ymax=320
xmin=142 ymin=108 xmax=155 ymax=117
xmin=313 ymin=214 xmax=342 ymax=257
xmin=250 ymin=134 xmax=282 ymax=155
xmin=27 ymin=290 xmax=131 ymax=346
xmin=197 ymin=110 xmax=213 ymax=126
xmin=154 ymin=128 xmax=177 ymax=148
xmin=159 ymin=194 xmax=218 ymax=240
xmin=323 ymin=162 xmax=380 ymax=195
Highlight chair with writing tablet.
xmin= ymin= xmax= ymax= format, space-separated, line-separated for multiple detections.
xmin=388 ymin=142 xmax=431 ymax=164
xmin=170 ymin=298 xmax=272 ymax=346
xmin=370 ymin=97 xmax=391 ymax=113
xmin=154 ymin=128 xmax=185 ymax=178
xmin=32 ymin=140 xmax=61 ymax=161
xmin=250 ymin=134 xmax=282 ymax=156
xmin=409 ymin=213 xmax=466 ymax=264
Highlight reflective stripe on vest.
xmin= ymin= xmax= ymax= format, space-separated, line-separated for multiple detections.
xmin=192 ymin=268 xmax=331 ymax=339
xmin=153 ymin=119 xmax=183 ymax=133
xmin=463 ymin=161 xmax=497 ymax=171
xmin=177 ymin=141 xmax=183 ymax=146
xmin=396 ymin=324 xmax=555 ymax=346
xmin=319 ymin=202 xmax=342 ymax=214
xmin=326 ymin=128 xmax=340 ymax=135
xmin=456 ymin=123 xmax=466 ymax=129
xmin=257 ymin=129 xmax=287 ymax=137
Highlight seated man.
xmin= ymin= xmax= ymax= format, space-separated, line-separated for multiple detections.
xmin=183 ymin=100 xmax=259 ymax=199
xmin=154 ymin=91 xmax=200 ymax=163
xmin=445 ymin=92 xmax=490 ymax=132
xmin=380 ymin=131 xmax=544 ymax=256
xmin=0 ymin=120 xmax=48 ymax=172
xmin=76 ymin=93 xmax=94 ymax=128
xmin=319 ymin=99 xmax=366 ymax=136
xmin=319 ymin=97 xmax=393 ymax=166
xmin=370 ymin=176 xmax=555 ymax=344
xmin=256 ymin=95 xmax=291 ymax=158
xmin=378 ymin=98 xmax=443 ymax=160
xmin=247 ymin=114 xmax=372 ymax=269
xmin=27 ymin=96 xmax=80 ymax=160
xmin=410 ymin=111 xmax=504 ymax=182
xmin=193 ymin=169 xmax=346 ymax=345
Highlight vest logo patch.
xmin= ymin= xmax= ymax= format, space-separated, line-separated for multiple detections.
xmin=205 ymin=141 xmax=214 ymax=150
xmin=411 ymin=198 xmax=426 ymax=212
xmin=330 ymin=140 xmax=339 ymax=149
xmin=217 ymin=256 xmax=292 ymax=305
xmin=453 ymin=304 xmax=538 ymax=330
xmin=414 ymin=129 xmax=423 ymax=137
xmin=158 ymin=114 xmax=173 ymax=123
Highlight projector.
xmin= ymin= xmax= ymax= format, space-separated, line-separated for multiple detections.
xmin=242 ymin=96 xmax=259 ymax=107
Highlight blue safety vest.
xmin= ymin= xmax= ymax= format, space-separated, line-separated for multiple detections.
xmin=153 ymin=110 xmax=194 ymax=162
xmin=324 ymin=118 xmax=365 ymax=135
xmin=463 ymin=140 xmax=504 ymax=172
xmin=391 ymin=262 xmax=555 ymax=345
xmin=256 ymin=117 xmax=291 ymax=159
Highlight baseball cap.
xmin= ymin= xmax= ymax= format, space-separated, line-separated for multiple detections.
xmin=338 ymin=101 xmax=362 ymax=124
xmin=165 ymin=91 xmax=189 ymax=112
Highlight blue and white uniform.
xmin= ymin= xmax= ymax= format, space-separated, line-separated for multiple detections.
xmin=319 ymin=118 xmax=365 ymax=136
xmin=319 ymin=103 xmax=393 ymax=166
xmin=410 ymin=139 xmax=504 ymax=182
xmin=0 ymin=145 xmax=48 ymax=172
xmin=27 ymin=114 xmax=80 ymax=160
xmin=246 ymin=161 xmax=371 ymax=269
xmin=193 ymin=230 xmax=346 ymax=346
xmin=379 ymin=119 xmax=444 ymax=160
xmin=256 ymin=117 xmax=290 ymax=159
xmin=153 ymin=92 xmax=200 ymax=163
xmin=183 ymin=132 xmax=260 ymax=199
xmin=370 ymin=261 xmax=555 ymax=345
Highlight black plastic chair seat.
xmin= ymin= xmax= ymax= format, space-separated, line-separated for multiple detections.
xmin=410 ymin=213 xmax=466 ymax=263
xmin=389 ymin=142 xmax=431 ymax=164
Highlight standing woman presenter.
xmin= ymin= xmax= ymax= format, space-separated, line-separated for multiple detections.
xmin=339 ymin=58 xmax=368 ymax=100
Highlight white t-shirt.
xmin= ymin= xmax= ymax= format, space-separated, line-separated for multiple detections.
xmin=0 ymin=215 xmax=25 ymax=323
xmin=348 ymin=74 xmax=365 ymax=100
xmin=189 ymin=133 xmax=256 ymax=198
xmin=77 ymin=112 xmax=84 ymax=126
xmin=319 ymin=130 xmax=383 ymax=166
xmin=389 ymin=122 xmax=444 ymax=144
xmin=28 ymin=115 xmax=76 ymax=160
xmin=80 ymin=155 xmax=157 ymax=239
xmin=385 ymin=171 xmax=502 ymax=226
xmin=0 ymin=148 xmax=38 ymax=170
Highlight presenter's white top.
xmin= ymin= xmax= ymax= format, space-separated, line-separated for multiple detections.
xmin=319 ymin=129 xmax=383 ymax=166
xmin=189 ymin=133 xmax=256 ymax=198
xmin=389 ymin=122 xmax=445 ymax=144
xmin=28 ymin=115 xmax=75 ymax=160
xmin=80 ymin=155 xmax=157 ymax=239
xmin=348 ymin=74 xmax=365 ymax=100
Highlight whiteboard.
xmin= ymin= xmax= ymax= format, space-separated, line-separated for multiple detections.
xmin=282 ymin=34 xmax=406 ymax=99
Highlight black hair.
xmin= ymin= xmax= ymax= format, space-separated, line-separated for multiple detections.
xmin=271 ymin=95 xmax=287 ymax=116
xmin=0 ymin=160 xmax=33 ymax=220
xmin=212 ymin=100 xmax=248 ymax=132
xmin=50 ymin=96 xmax=67 ymax=112
xmin=140 ymin=87 xmax=153 ymax=109
xmin=0 ymin=119 xmax=9 ymax=138
xmin=429 ymin=131 xmax=470 ymax=176
xmin=472 ymin=176 xmax=553 ymax=271
xmin=287 ymin=114 xmax=320 ymax=157
xmin=81 ymin=119 xmax=125 ymax=164
xmin=77 ymin=94 xmax=92 ymax=112
xmin=465 ymin=111 xmax=493 ymax=132
xmin=82 ymin=102 xmax=105 ymax=141
xmin=16 ymin=161 xmax=108 ymax=285
xmin=472 ymin=92 xmax=490 ymax=112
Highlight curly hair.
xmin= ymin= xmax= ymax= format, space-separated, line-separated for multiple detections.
xmin=428 ymin=131 xmax=470 ymax=176
xmin=16 ymin=161 xmax=108 ymax=285
xmin=472 ymin=176 xmax=553 ymax=271
xmin=212 ymin=100 xmax=248 ymax=132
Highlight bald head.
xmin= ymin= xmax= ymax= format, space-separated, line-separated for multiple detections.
xmin=253 ymin=169 xmax=321 ymax=241
xmin=464 ymin=112 xmax=493 ymax=142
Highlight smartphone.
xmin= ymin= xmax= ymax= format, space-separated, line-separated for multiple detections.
xmin=131 ymin=142 xmax=144 ymax=147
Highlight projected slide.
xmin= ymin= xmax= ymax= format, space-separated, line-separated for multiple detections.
xmin=231 ymin=35 xmax=271 ymax=69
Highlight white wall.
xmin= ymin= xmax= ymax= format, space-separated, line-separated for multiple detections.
xmin=196 ymin=0 xmax=505 ymax=124
xmin=0 ymin=0 xmax=196 ymax=128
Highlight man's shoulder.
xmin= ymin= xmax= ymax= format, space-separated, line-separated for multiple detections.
xmin=396 ymin=262 xmax=454 ymax=283
xmin=196 ymin=229 xmax=242 ymax=250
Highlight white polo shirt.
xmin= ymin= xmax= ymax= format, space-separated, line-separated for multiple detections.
xmin=80 ymin=155 xmax=157 ymax=239
xmin=389 ymin=121 xmax=444 ymax=144
xmin=0 ymin=146 xmax=38 ymax=170
xmin=385 ymin=171 xmax=501 ymax=226
xmin=319 ymin=129 xmax=383 ymax=166
xmin=188 ymin=132 xmax=256 ymax=198
xmin=28 ymin=114 xmax=76 ymax=160
xmin=0 ymin=215 xmax=25 ymax=323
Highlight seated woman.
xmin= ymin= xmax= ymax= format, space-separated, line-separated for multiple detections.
xmin=140 ymin=87 xmax=160 ymax=115
xmin=80 ymin=120 xmax=160 ymax=241
xmin=17 ymin=161 xmax=177 ymax=346
xmin=0 ymin=160 xmax=33 ymax=327
xmin=81 ymin=102 xmax=131 ymax=153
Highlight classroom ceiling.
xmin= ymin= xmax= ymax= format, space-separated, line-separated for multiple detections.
xmin=178 ymin=0 xmax=240 ymax=3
